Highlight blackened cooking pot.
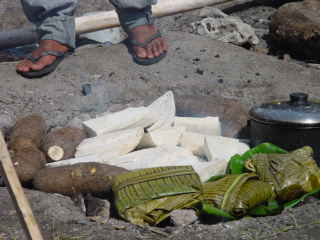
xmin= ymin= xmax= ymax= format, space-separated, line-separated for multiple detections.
xmin=249 ymin=92 xmax=320 ymax=163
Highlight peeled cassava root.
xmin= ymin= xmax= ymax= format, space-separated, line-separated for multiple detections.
xmin=8 ymin=115 xmax=47 ymax=183
xmin=42 ymin=127 xmax=87 ymax=161
xmin=33 ymin=163 xmax=129 ymax=195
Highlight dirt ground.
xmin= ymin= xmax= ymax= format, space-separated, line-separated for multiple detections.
xmin=0 ymin=0 xmax=320 ymax=239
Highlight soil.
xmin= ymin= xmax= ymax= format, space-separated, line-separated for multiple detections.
xmin=0 ymin=0 xmax=320 ymax=239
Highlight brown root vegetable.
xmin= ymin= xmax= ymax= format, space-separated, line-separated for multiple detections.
xmin=33 ymin=163 xmax=129 ymax=195
xmin=42 ymin=127 xmax=87 ymax=162
xmin=9 ymin=114 xmax=46 ymax=148
xmin=10 ymin=140 xmax=46 ymax=183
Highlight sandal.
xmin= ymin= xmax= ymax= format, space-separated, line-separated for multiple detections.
xmin=128 ymin=31 xmax=167 ymax=66
xmin=17 ymin=50 xmax=69 ymax=78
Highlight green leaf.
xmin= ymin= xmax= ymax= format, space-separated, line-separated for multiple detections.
xmin=284 ymin=188 xmax=320 ymax=209
xmin=249 ymin=200 xmax=282 ymax=216
xmin=202 ymin=203 xmax=236 ymax=220
xmin=227 ymin=143 xmax=288 ymax=174
xmin=206 ymin=175 xmax=225 ymax=182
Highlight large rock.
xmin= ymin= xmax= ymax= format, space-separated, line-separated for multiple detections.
xmin=270 ymin=0 xmax=320 ymax=59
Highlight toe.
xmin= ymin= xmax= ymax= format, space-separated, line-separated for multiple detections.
xmin=16 ymin=60 xmax=32 ymax=72
xmin=152 ymin=40 xmax=161 ymax=57
xmin=135 ymin=46 xmax=147 ymax=58
xmin=146 ymin=45 xmax=155 ymax=59
xmin=158 ymin=37 xmax=168 ymax=53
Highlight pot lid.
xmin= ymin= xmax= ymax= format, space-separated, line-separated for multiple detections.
xmin=250 ymin=93 xmax=320 ymax=126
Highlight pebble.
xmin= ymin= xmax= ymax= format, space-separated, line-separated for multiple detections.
xmin=82 ymin=84 xmax=92 ymax=96
xmin=170 ymin=209 xmax=198 ymax=226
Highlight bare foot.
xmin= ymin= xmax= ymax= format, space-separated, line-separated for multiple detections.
xmin=129 ymin=24 xmax=168 ymax=59
xmin=16 ymin=40 xmax=69 ymax=73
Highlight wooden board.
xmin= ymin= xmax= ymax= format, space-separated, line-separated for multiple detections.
xmin=0 ymin=131 xmax=44 ymax=240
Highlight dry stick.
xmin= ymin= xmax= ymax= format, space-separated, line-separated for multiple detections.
xmin=0 ymin=132 xmax=44 ymax=240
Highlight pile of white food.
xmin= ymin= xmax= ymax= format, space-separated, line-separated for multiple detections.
xmin=46 ymin=91 xmax=249 ymax=182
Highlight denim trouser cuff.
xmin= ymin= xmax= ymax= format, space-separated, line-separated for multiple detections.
xmin=116 ymin=6 xmax=155 ymax=31
xmin=37 ymin=15 xmax=76 ymax=49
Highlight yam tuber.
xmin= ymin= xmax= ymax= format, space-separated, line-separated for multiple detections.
xmin=9 ymin=114 xmax=46 ymax=148
xmin=10 ymin=138 xmax=46 ymax=183
xmin=33 ymin=163 xmax=128 ymax=195
xmin=42 ymin=127 xmax=87 ymax=162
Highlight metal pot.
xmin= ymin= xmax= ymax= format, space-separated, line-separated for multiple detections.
xmin=249 ymin=92 xmax=320 ymax=163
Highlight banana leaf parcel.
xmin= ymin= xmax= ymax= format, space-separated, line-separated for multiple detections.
xmin=112 ymin=166 xmax=202 ymax=225
xmin=202 ymin=173 xmax=275 ymax=217
xmin=245 ymin=146 xmax=320 ymax=202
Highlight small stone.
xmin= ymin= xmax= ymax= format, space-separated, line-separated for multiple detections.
xmin=170 ymin=209 xmax=198 ymax=226
xmin=66 ymin=113 xmax=91 ymax=130
xmin=85 ymin=195 xmax=110 ymax=224
xmin=196 ymin=68 xmax=204 ymax=75
xmin=82 ymin=84 xmax=92 ymax=96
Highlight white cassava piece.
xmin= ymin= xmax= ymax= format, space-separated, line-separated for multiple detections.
xmin=75 ymin=127 xmax=144 ymax=158
xmin=104 ymin=146 xmax=195 ymax=170
xmin=179 ymin=131 xmax=206 ymax=157
xmin=46 ymin=143 xmax=240 ymax=182
xmin=146 ymin=91 xmax=176 ymax=132
xmin=192 ymin=159 xmax=228 ymax=181
xmin=104 ymin=146 xmax=228 ymax=182
xmin=203 ymin=136 xmax=249 ymax=162
xmin=174 ymin=116 xmax=221 ymax=136
xmin=83 ymin=107 xmax=154 ymax=136
xmin=138 ymin=127 xmax=185 ymax=148
xmin=46 ymin=155 xmax=101 ymax=168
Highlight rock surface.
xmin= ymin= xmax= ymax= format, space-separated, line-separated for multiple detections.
xmin=1 ymin=187 xmax=320 ymax=240
xmin=270 ymin=0 xmax=320 ymax=59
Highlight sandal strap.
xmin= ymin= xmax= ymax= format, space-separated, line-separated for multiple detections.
xmin=130 ymin=31 xmax=162 ymax=48
xmin=26 ymin=50 xmax=67 ymax=63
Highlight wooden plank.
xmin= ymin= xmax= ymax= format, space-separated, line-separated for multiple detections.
xmin=0 ymin=131 xmax=44 ymax=240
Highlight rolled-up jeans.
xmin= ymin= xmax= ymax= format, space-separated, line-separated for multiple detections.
xmin=20 ymin=0 xmax=158 ymax=49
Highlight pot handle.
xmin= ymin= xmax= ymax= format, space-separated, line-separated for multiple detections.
xmin=290 ymin=93 xmax=309 ymax=106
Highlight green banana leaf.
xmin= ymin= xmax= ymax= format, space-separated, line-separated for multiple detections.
xmin=245 ymin=146 xmax=320 ymax=202
xmin=227 ymin=143 xmax=288 ymax=175
xmin=284 ymin=188 xmax=320 ymax=208
xmin=202 ymin=203 xmax=235 ymax=220
xmin=202 ymin=173 xmax=275 ymax=217
xmin=249 ymin=200 xmax=282 ymax=216
xmin=112 ymin=166 xmax=203 ymax=226
xmin=206 ymin=174 xmax=225 ymax=182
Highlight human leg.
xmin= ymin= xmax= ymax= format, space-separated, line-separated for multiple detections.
xmin=110 ymin=0 xmax=168 ymax=65
xmin=17 ymin=0 xmax=78 ymax=77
